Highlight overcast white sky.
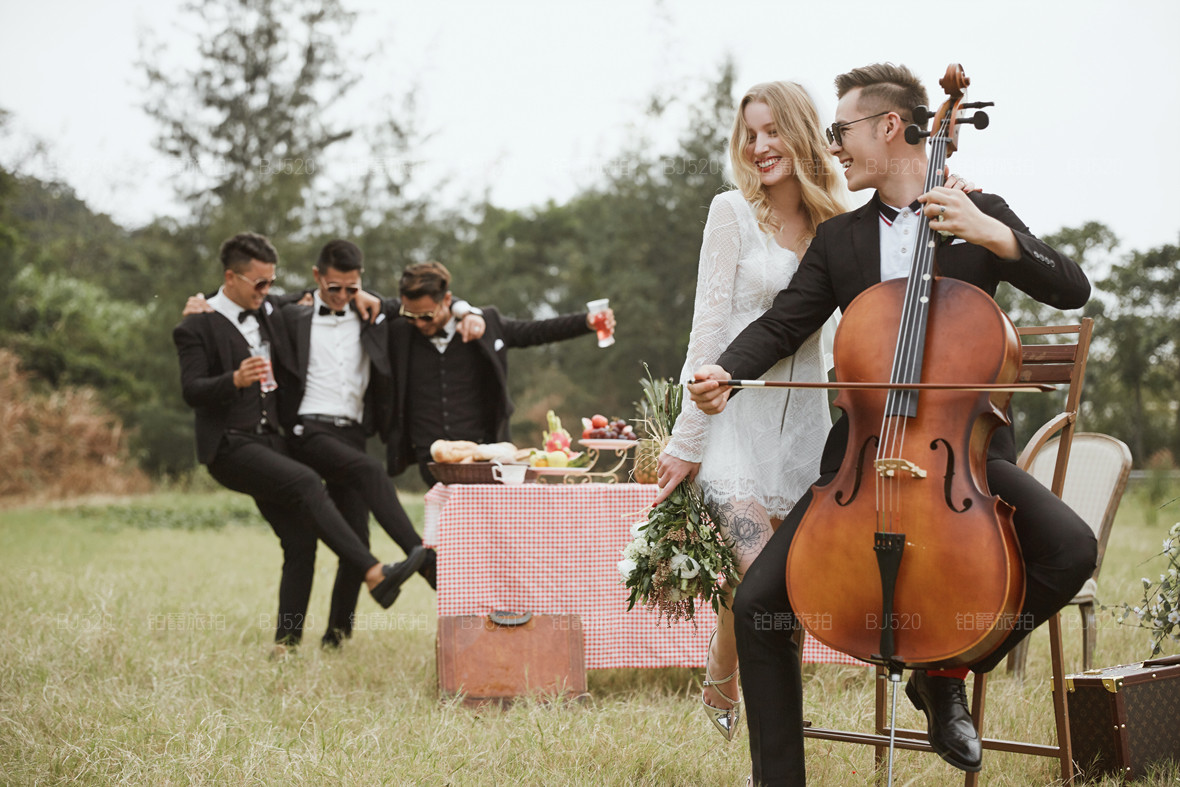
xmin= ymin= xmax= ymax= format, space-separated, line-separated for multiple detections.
xmin=2 ymin=0 xmax=1178 ymax=256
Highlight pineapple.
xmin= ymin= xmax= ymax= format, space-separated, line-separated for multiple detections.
xmin=632 ymin=439 xmax=659 ymax=484
xmin=630 ymin=366 xmax=682 ymax=485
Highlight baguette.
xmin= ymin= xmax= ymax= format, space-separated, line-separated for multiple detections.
xmin=429 ymin=439 xmax=480 ymax=463
xmin=472 ymin=442 xmax=518 ymax=461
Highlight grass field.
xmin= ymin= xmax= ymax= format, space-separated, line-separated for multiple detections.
xmin=1 ymin=480 xmax=1178 ymax=785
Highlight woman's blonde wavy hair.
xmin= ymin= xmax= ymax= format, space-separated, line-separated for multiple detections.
xmin=728 ymin=81 xmax=846 ymax=240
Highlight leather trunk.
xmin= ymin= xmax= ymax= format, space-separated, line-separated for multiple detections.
xmin=437 ymin=612 xmax=587 ymax=707
xmin=1065 ymin=655 xmax=1180 ymax=779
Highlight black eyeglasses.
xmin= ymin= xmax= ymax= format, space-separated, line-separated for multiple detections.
xmin=825 ymin=111 xmax=893 ymax=147
xmin=325 ymin=284 xmax=360 ymax=296
xmin=399 ymin=304 xmax=441 ymax=322
xmin=233 ymin=271 xmax=277 ymax=292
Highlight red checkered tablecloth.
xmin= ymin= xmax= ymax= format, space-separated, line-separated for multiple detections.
xmin=425 ymin=482 xmax=865 ymax=670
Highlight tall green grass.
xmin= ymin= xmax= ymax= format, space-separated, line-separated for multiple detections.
xmin=1 ymin=482 xmax=1178 ymax=785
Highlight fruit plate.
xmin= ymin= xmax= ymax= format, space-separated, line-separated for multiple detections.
xmin=579 ymin=439 xmax=639 ymax=451
xmin=526 ymin=466 xmax=591 ymax=477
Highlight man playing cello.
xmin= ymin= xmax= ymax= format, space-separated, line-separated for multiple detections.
xmin=689 ymin=63 xmax=1095 ymax=784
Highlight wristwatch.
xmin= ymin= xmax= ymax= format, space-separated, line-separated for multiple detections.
xmin=451 ymin=301 xmax=483 ymax=320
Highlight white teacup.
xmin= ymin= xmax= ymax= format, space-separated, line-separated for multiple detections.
xmin=492 ymin=461 xmax=528 ymax=485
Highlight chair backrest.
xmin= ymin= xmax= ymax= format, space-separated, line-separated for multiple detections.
xmin=1024 ymin=432 xmax=1133 ymax=574
xmin=1015 ymin=318 xmax=1095 ymax=497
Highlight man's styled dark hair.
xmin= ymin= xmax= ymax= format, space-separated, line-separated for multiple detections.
xmin=220 ymin=232 xmax=278 ymax=272
xmin=835 ymin=63 xmax=929 ymax=129
xmin=399 ymin=261 xmax=451 ymax=301
xmin=316 ymin=239 xmax=364 ymax=274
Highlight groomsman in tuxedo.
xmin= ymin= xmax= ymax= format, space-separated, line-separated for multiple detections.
xmin=387 ymin=261 xmax=614 ymax=486
xmin=173 ymin=232 xmax=424 ymax=649
xmin=279 ymin=240 xmax=485 ymax=647
xmin=689 ymin=64 xmax=1096 ymax=783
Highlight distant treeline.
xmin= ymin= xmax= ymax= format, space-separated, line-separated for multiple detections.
xmin=0 ymin=0 xmax=1175 ymax=496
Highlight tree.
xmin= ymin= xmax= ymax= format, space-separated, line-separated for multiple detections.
xmin=996 ymin=222 xmax=1117 ymax=449
xmin=140 ymin=0 xmax=359 ymax=253
xmin=1088 ymin=239 xmax=1180 ymax=464
xmin=430 ymin=63 xmax=737 ymax=445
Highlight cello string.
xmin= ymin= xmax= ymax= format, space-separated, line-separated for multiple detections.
xmin=879 ymin=118 xmax=950 ymax=534
xmin=885 ymin=121 xmax=945 ymax=456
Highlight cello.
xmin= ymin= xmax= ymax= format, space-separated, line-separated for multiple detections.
xmin=783 ymin=65 xmax=1024 ymax=673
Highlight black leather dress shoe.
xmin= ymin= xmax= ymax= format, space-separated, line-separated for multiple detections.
xmin=321 ymin=627 xmax=349 ymax=649
xmin=419 ymin=547 xmax=438 ymax=590
xmin=905 ymin=670 xmax=982 ymax=772
xmin=369 ymin=546 xmax=428 ymax=609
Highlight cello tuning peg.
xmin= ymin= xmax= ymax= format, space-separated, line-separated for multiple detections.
xmin=960 ymin=101 xmax=995 ymax=110
xmin=904 ymin=124 xmax=929 ymax=145
xmin=965 ymin=111 xmax=990 ymax=130
xmin=910 ymin=104 xmax=932 ymax=125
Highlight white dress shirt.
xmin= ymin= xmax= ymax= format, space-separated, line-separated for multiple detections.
xmin=208 ymin=288 xmax=263 ymax=350
xmin=429 ymin=316 xmax=459 ymax=354
xmin=297 ymin=292 xmax=369 ymax=422
xmin=878 ymin=201 xmax=922 ymax=282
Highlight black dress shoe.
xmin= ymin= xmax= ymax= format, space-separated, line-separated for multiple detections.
xmin=321 ymin=626 xmax=350 ymax=649
xmin=419 ymin=547 xmax=437 ymax=591
xmin=369 ymin=546 xmax=428 ymax=609
xmin=905 ymin=670 xmax=982 ymax=772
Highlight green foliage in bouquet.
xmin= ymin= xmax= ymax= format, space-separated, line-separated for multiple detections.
xmin=620 ymin=367 xmax=738 ymax=624
xmin=1111 ymin=522 xmax=1180 ymax=656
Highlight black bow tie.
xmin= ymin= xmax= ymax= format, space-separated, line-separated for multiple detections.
xmin=319 ymin=305 xmax=346 ymax=317
xmin=878 ymin=199 xmax=922 ymax=223
xmin=238 ymin=309 xmax=260 ymax=323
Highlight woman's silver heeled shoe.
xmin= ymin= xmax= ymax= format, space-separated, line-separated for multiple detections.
xmin=701 ymin=629 xmax=742 ymax=741
xmin=701 ymin=667 xmax=742 ymax=740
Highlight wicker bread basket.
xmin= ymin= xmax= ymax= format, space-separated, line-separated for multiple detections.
xmin=429 ymin=462 xmax=539 ymax=485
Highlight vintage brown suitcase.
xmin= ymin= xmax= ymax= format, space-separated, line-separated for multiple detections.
xmin=1065 ymin=654 xmax=1180 ymax=779
xmin=437 ymin=612 xmax=587 ymax=708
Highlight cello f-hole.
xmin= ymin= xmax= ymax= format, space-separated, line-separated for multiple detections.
xmin=931 ymin=437 xmax=972 ymax=513
xmin=835 ymin=436 xmax=878 ymax=507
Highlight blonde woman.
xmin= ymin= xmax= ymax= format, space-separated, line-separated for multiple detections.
xmin=655 ymin=81 xmax=972 ymax=739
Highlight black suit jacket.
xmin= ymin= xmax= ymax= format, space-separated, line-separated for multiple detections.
xmin=716 ymin=191 xmax=1091 ymax=462
xmin=277 ymin=303 xmax=394 ymax=438
xmin=385 ymin=307 xmax=591 ymax=474
xmin=173 ymin=297 xmax=299 ymax=465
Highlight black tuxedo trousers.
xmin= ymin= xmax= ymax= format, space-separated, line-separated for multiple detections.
xmin=206 ymin=431 xmax=381 ymax=643
xmin=289 ymin=420 xmax=428 ymax=641
xmin=733 ymin=418 xmax=1097 ymax=785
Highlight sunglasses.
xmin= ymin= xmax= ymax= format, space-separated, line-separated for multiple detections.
xmin=825 ymin=111 xmax=893 ymax=147
xmin=233 ymin=271 xmax=277 ymax=292
xmin=399 ymin=304 xmax=441 ymax=322
xmin=325 ymin=283 xmax=360 ymax=296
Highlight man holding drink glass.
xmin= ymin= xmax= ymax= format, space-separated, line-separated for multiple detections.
xmin=173 ymin=232 xmax=426 ymax=650
xmin=387 ymin=261 xmax=616 ymax=486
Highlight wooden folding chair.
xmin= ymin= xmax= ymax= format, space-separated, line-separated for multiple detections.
xmin=1007 ymin=431 xmax=1133 ymax=676
xmin=802 ymin=318 xmax=1094 ymax=785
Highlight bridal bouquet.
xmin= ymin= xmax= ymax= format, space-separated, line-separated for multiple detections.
xmin=1112 ymin=521 xmax=1180 ymax=656
xmin=620 ymin=368 xmax=738 ymax=624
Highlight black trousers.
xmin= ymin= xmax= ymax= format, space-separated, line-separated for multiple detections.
xmin=735 ymin=456 xmax=1097 ymax=785
xmin=290 ymin=420 xmax=428 ymax=642
xmin=206 ymin=431 xmax=381 ymax=644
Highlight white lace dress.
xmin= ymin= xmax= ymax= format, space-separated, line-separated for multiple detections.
xmin=664 ymin=190 xmax=834 ymax=526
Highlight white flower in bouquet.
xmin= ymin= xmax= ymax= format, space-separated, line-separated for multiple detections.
xmin=669 ymin=552 xmax=701 ymax=580
xmin=618 ymin=557 xmax=638 ymax=581
xmin=623 ymin=538 xmax=650 ymax=560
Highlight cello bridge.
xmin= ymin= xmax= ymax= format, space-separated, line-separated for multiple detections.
xmin=875 ymin=458 xmax=927 ymax=479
